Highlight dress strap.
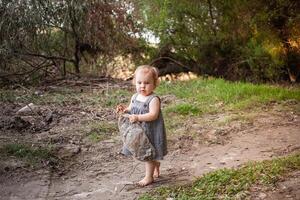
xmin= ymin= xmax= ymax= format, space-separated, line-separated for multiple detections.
xmin=145 ymin=94 xmax=160 ymax=106
xmin=131 ymin=93 xmax=138 ymax=103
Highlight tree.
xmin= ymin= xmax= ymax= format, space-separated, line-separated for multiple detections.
xmin=0 ymin=0 xmax=137 ymax=84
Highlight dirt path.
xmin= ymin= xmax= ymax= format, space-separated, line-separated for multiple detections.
xmin=0 ymin=88 xmax=300 ymax=200
xmin=1 ymin=102 xmax=299 ymax=200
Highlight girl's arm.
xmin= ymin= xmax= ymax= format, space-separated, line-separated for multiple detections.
xmin=129 ymin=97 xmax=160 ymax=122
xmin=125 ymin=95 xmax=134 ymax=113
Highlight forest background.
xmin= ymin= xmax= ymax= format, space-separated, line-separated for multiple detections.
xmin=1 ymin=0 xmax=300 ymax=85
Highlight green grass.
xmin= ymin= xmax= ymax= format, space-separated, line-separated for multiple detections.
xmin=1 ymin=78 xmax=298 ymax=113
xmin=157 ymin=78 xmax=300 ymax=115
xmin=0 ymin=143 xmax=57 ymax=166
xmin=156 ymin=78 xmax=300 ymax=134
xmin=139 ymin=153 xmax=300 ymax=200
xmin=165 ymin=103 xmax=201 ymax=115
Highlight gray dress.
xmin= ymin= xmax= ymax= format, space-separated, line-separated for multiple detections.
xmin=121 ymin=93 xmax=167 ymax=160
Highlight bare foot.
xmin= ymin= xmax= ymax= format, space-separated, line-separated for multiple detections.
xmin=154 ymin=161 xmax=160 ymax=178
xmin=137 ymin=176 xmax=153 ymax=187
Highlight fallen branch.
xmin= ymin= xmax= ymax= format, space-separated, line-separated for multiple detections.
xmin=0 ymin=62 xmax=53 ymax=78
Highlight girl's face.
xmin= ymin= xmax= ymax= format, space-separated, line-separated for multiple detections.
xmin=135 ymin=70 xmax=155 ymax=96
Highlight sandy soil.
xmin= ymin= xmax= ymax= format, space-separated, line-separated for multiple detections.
xmin=0 ymin=82 xmax=299 ymax=200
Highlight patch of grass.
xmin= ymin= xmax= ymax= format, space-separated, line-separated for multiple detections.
xmin=156 ymin=78 xmax=300 ymax=114
xmin=74 ymin=89 xmax=126 ymax=108
xmin=139 ymin=153 xmax=300 ymax=200
xmin=65 ymin=88 xmax=131 ymax=108
xmin=102 ymin=89 xmax=131 ymax=107
xmin=87 ymin=132 xmax=107 ymax=142
xmin=214 ymin=115 xmax=237 ymax=126
xmin=0 ymin=143 xmax=57 ymax=166
xmin=0 ymin=87 xmax=80 ymax=105
xmin=3 ymin=78 xmax=298 ymax=114
xmin=0 ymin=86 xmax=131 ymax=109
xmin=43 ymin=93 xmax=82 ymax=106
xmin=214 ymin=113 xmax=255 ymax=126
xmin=86 ymin=121 xmax=118 ymax=142
xmin=165 ymin=103 xmax=201 ymax=115
xmin=163 ymin=114 xmax=188 ymax=136
xmin=0 ymin=90 xmax=17 ymax=102
xmin=0 ymin=89 xmax=42 ymax=103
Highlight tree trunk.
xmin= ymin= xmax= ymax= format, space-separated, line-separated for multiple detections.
xmin=73 ymin=40 xmax=81 ymax=75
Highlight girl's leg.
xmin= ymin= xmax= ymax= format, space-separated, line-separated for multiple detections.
xmin=138 ymin=161 xmax=155 ymax=186
xmin=153 ymin=161 xmax=160 ymax=178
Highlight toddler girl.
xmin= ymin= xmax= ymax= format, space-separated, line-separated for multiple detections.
xmin=116 ymin=65 xmax=167 ymax=186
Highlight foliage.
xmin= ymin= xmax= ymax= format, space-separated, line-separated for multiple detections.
xmin=1 ymin=1 xmax=299 ymax=83
xmin=132 ymin=0 xmax=300 ymax=82
xmin=139 ymin=153 xmax=300 ymax=199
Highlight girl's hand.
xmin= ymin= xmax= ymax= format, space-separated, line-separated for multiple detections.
xmin=129 ymin=114 xmax=139 ymax=123
xmin=116 ymin=104 xmax=126 ymax=114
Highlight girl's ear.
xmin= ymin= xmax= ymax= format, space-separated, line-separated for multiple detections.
xmin=152 ymin=67 xmax=160 ymax=87
xmin=132 ymin=77 xmax=136 ymax=85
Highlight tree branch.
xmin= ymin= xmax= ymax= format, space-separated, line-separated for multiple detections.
xmin=15 ymin=51 xmax=75 ymax=63
xmin=0 ymin=62 xmax=53 ymax=78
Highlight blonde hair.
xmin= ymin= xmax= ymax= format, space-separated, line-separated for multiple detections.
xmin=133 ymin=65 xmax=160 ymax=87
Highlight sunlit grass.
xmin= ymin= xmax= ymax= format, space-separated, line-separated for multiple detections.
xmin=139 ymin=153 xmax=300 ymax=200
xmin=157 ymin=78 xmax=300 ymax=115
xmin=165 ymin=103 xmax=201 ymax=115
